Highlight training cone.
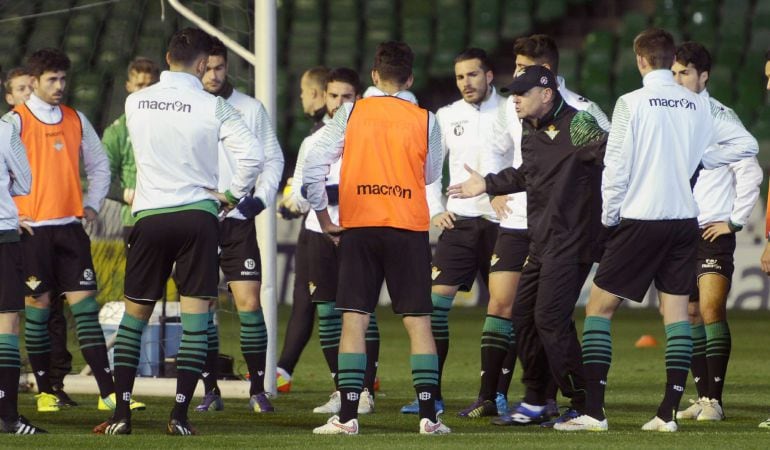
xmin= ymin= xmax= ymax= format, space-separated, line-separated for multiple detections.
xmin=635 ymin=335 xmax=659 ymax=348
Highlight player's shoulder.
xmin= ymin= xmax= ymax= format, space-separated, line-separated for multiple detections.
xmin=436 ymin=98 xmax=465 ymax=117
xmin=229 ymin=89 xmax=265 ymax=111
xmin=707 ymin=95 xmax=742 ymax=124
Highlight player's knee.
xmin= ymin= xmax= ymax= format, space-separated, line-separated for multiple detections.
xmin=431 ymin=284 xmax=458 ymax=298
xmin=486 ymin=298 xmax=512 ymax=318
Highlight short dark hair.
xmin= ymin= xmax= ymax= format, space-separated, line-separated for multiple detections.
xmin=27 ymin=48 xmax=71 ymax=77
xmin=454 ymin=48 xmax=493 ymax=73
xmin=127 ymin=57 xmax=160 ymax=80
xmin=327 ymin=67 xmax=362 ymax=96
xmin=304 ymin=66 xmax=330 ymax=91
xmin=209 ymin=36 xmax=227 ymax=62
xmin=513 ymin=34 xmax=559 ymax=75
xmin=633 ymin=28 xmax=675 ymax=69
xmin=3 ymin=67 xmax=31 ymax=92
xmin=167 ymin=27 xmax=214 ymax=66
xmin=373 ymin=41 xmax=414 ymax=85
xmin=675 ymin=42 xmax=711 ymax=75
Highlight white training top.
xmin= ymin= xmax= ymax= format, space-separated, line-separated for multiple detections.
xmin=126 ymin=71 xmax=264 ymax=214
xmin=0 ymin=120 xmax=31 ymax=231
xmin=6 ymin=93 xmax=111 ymax=226
xmin=602 ymin=69 xmax=757 ymax=226
xmin=693 ymin=89 xmax=761 ymax=227
xmin=303 ymin=86 xmax=443 ymax=212
xmin=217 ymin=88 xmax=284 ymax=220
xmin=487 ymin=76 xmax=611 ymax=229
xmin=427 ymin=86 xmax=508 ymax=221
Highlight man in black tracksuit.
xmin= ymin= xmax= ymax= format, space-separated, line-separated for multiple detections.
xmin=448 ymin=65 xmax=607 ymax=425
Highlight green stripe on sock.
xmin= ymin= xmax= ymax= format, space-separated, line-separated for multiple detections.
xmin=207 ymin=310 xmax=219 ymax=352
xmin=665 ymin=321 xmax=692 ymax=372
xmin=705 ymin=321 xmax=731 ymax=357
xmin=239 ymin=309 xmax=267 ymax=355
xmin=0 ymin=334 xmax=20 ymax=368
xmin=411 ymin=353 xmax=439 ymax=387
xmin=582 ymin=316 xmax=612 ymax=366
xmin=691 ymin=324 xmax=706 ymax=356
xmin=70 ymin=296 xmax=107 ymax=350
xmin=430 ymin=293 xmax=454 ymax=341
xmin=338 ymin=352 xmax=366 ymax=390
xmin=366 ymin=313 xmax=380 ymax=341
xmin=114 ymin=314 xmax=148 ymax=368
xmin=177 ymin=313 xmax=209 ymax=373
xmin=481 ymin=315 xmax=512 ymax=351
xmin=316 ymin=302 xmax=341 ymax=349
xmin=24 ymin=306 xmax=51 ymax=355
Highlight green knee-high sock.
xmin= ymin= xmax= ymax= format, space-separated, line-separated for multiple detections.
xmin=496 ymin=327 xmax=517 ymax=396
xmin=690 ymin=323 xmax=708 ymax=398
xmin=172 ymin=312 xmax=209 ymax=421
xmin=582 ymin=316 xmax=612 ymax=420
xmin=657 ymin=321 xmax=692 ymax=421
xmin=411 ymin=354 xmax=440 ymax=422
xmin=0 ymin=334 xmax=21 ymax=422
xmin=71 ymin=296 xmax=114 ymax=397
xmin=479 ymin=315 xmax=512 ymax=401
xmin=364 ymin=313 xmax=380 ymax=394
xmin=24 ymin=306 xmax=52 ymax=394
xmin=338 ymin=352 xmax=366 ymax=422
xmin=239 ymin=309 xmax=267 ymax=395
xmin=113 ymin=314 xmax=148 ymax=420
xmin=430 ymin=293 xmax=454 ymax=400
xmin=705 ymin=321 xmax=731 ymax=403
xmin=316 ymin=302 xmax=341 ymax=386
xmin=201 ymin=310 xmax=220 ymax=393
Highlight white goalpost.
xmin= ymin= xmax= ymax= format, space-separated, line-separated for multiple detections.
xmin=166 ymin=0 xmax=279 ymax=396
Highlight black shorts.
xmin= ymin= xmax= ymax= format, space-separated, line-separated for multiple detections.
xmin=0 ymin=241 xmax=24 ymax=312
xmin=219 ymin=217 xmax=261 ymax=283
xmin=431 ymin=217 xmax=498 ymax=291
xmin=337 ymin=227 xmax=432 ymax=315
xmin=593 ymin=218 xmax=699 ymax=302
xmin=20 ymin=223 xmax=97 ymax=296
xmin=306 ymin=230 xmax=339 ymax=302
xmin=490 ymin=228 xmax=530 ymax=273
xmin=690 ymin=232 xmax=736 ymax=301
xmin=125 ymin=210 xmax=219 ymax=301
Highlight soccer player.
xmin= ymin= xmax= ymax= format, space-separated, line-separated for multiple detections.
xmin=404 ymin=47 xmax=510 ymax=417
xmin=448 ymin=65 xmax=607 ymax=427
xmin=554 ymin=28 xmax=756 ymax=433
xmin=5 ymin=48 xmax=137 ymax=414
xmin=4 ymin=65 xmax=76 ymax=408
xmin=193 ymin=37 xmax=284 ymax=413
xmin=274 ymin=66 xmax=329 ymax=392
xmin=670 ymin=42 xmax=761 ymax=422
xmin=96 ymin=28 xmax=263 ymax=435
xmin=305 ymin=41 xmax=449 ymax=435
xmin=759 ymin=48 xmax=770 ymax=430
xmin=102 ymin=57 xmax=160 ymax=243
xmin=0 ymin=70 xmax=46 ymax=434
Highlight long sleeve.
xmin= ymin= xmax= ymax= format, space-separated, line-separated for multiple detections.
xmin=217 ymin=97 xmax=264 ymax=199
xmin=729 ymin=156 xmax=762 ymax=226
xmin=101 ymin=116 xmax=130 ymax=203
xmin=426 ymin=109 xmax=448 ymax=217
xmin=251 ymin=101 xmax=284 ymax=206
xmin=78 ymin=112 xmax=111 ymax=213
xmin=701 ymin=103 xmax=758 ymax=170
xmin=424 ymin=112 xmax=443 ymax=185
xmin=302 ymin=103 xmax=349 ymax=211
xmin=286 ymin=134 xmax=312 ymax=214
xmin=484 ymin=167 xmax=526 ymax=196
xmin=601 ymin=97 xmax=633 ymax=227
xmin=4 ymin=124 xmax=31 ymax=196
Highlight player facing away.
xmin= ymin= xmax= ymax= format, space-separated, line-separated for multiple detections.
xmin=0 ymin=86 xmax=46 ymax=434
xmin=96 ymin=28 xmax=263 ymax=436
xmin=193 ymin=36 xmax=284 ymax=413
xmin=670 ymin=42 xmax=761 ymax=422
xmin=5 ymin=48 xmax=145 ymax=414
xmin=304 ymin=41 xmax=449 ymax=435
xmin=554 ymin=28 xmax=756 ymax=433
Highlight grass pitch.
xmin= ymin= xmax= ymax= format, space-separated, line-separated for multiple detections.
xmin=12 ymin=305 xmax=770 ymax=448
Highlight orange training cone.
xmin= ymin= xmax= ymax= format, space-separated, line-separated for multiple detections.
xmin=635 ymin=334 xmax=659 ymax=348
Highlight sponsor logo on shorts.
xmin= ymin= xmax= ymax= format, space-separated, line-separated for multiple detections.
xmin=702 ymin=258 xmax=722 ymax=271
xmin=431 ymin=267 xmax=441 ymax=280
xmin=544 ymin=124 xmax=560 ymax=140
xmin=648 ymin=97 xmax=696 ymax=110
xmin=83 ymin=268 xmax=95 ymax=281
xmin=138 ymin=99 xmax=192 ymax=113
xmin=244 ymin=258 xmax=256 ymax=270
xmin=308 ymin=282 xmax=317 ymax=295
xmin=490 ymin=254 xmax=500 ymax=266
xmin=356 ymin=183 xmax=412 ymax=199
xmin=25 ymin=276 xmax=41 ymax=291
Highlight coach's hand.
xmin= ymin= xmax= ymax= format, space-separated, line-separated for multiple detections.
xmin=432 ymin=212 xmax=456 ymax=230
xmin=762 ymin=242 xmax=770 ymax=275
xmin=447 ymin=164 xmax=486 ymax=199
xmin=236 ymin=196 xmax=266 ymax=220
xmin=490 ymin=195 xmax=512 ymax=220
xmin=702 ymin=221 xmax=731 ymax=242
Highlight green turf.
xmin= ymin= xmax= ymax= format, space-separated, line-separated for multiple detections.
xmin=11 ymin=305 xmax=770 ymax=448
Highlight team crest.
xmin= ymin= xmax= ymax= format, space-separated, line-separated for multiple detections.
xmin=431 ymin=266 xmax=441 ymax=280
xmin=544 ymin=124 xmax=560 ymax=140
xmin=490 ymin=254 xmax=500 ymax=266
xmin=83 ymin=268 xmax=94 ymax=281
xmin=53 ymin=139 xmax=64 ymax=151
xmin=308 ymin=282 xmax=317 ymax=295
xmin=244 ymin=258 xmax=256 ymax=270
xmin=25 ymin=276 xmax=41 ymax=290
xmin=453 ymin=123 xmax=464 ymax=136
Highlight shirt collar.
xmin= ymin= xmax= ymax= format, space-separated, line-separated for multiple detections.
xmin=363 ymin=86 xmax=418 ymax=104
xmin=159 ymin=70 xmax=204 ymax=90
xmin=698 ymin=88 xmax=711 ymax=100
xmin=465 ymin=85 xmax=499 ymax=111
xmin=642 ymin=69 xmax=676 ymax=87
xmin=26 ymin=92 xmax=59 ymax=114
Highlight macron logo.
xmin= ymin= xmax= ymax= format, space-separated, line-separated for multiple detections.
xmin=648 ymin=97 xmax=696 ymax=110
xmin=138 ymin=99 xmax=192 ymax=113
